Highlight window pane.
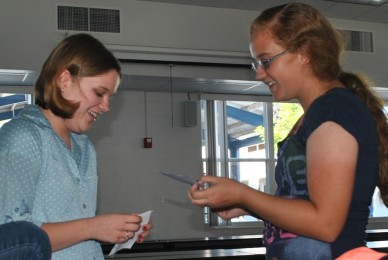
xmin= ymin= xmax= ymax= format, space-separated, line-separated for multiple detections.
xmin=0 ymin=93 xmax=30 ymax=127
xmin=272 ymin=102 xmax=303 ymax=157
xmin=229 ymin=161 xmax=266 ymax=192
xmin=371 ymin=189 xmax=388 ymax=217
xmin=201 ymin=97 xmax=388 ymax=226
xmin=370 ymin=103 xmax=388 ymax=218
xmin=226 ymin=101 xmax=266 ymax=159
xmin=228 ymin=161 xmax=265 ymax=223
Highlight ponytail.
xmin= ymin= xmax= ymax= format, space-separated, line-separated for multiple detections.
xmin=339 ymin=72 xmax=388 ymax=206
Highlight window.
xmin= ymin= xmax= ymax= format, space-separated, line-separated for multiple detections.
xmin=0 ymin=93 xmax=31 ymax=128
xmin=369 ymin=102 xmax=388 ymax=218
xmin=201 ymin=98 xmax=303 ymax=226
xmin=201 ymin=94 xmax=388 ymax=228
xmin=0 ymin=69 xmax=35 ymax=128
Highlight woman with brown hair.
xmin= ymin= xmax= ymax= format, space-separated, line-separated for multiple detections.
xmin=0 ymin=34 xmax=152 ymax=259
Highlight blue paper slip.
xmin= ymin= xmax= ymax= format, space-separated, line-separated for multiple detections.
xmin=159 ymin=171 xmax=202 ymax=187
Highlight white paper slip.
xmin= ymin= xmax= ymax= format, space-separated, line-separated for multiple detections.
xmin=108 ymin=210 xmax=153 ymax=257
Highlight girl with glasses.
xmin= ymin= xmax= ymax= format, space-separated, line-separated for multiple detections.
xmin=189 ymin=3 xmax=388 ymax=259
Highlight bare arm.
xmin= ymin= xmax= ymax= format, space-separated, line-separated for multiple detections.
xmin=41 ymin=213 xmax=150 ymax=252
xmin=190 ymin=121 xmax=358 ymax=242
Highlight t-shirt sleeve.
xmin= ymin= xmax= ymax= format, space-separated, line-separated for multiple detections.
xmin=301 ymin=92 xmax=368 ymax=143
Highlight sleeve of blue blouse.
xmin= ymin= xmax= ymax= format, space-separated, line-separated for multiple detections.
xmin=0 ymin=119 xmax=44 ymax=226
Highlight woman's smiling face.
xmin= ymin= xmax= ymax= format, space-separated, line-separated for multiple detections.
xmin=60 ymin=69 xmax=120 ymax=133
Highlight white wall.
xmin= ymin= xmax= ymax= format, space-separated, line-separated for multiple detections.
xmin=0 ymin=0 xmax=253 ymax=71
xmin=335 ymin=19 xmax=388 ymax=88
xmin=1 ymin=0 xmax=388 ymax=86
xmin=88 ymin=91 xmax=258 ymax=240
xmin=1 ymin=0 xmax=388 ymax=240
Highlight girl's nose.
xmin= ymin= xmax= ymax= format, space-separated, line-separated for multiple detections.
xmin=255 ymin=67 xmax=267 ymax=81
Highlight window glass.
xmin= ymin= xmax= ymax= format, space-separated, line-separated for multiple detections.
xmin=0 ymin=93 xmax=31 ymax=127
xmin=371 ymin=189 xmax=388 ymax=217
xmin=370 ymin=103 xmax=388 ymax=217
xmin=257 ymin=102 xmax=303 ymax=157
xmin=228 ymin=161 xmax=266 ymax=223
xmin=201 ymin=98 xmax=388 ymax=226
xmin=201 ymin=100 xmax=274 ymax=226
xmin=226 ymin=101 xmax=266 ymax=159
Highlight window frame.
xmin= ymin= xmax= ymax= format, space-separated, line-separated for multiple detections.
xmin=201 ymin=90 xmax=388 ymax=230
xmin=201 ymin=95 xmax=279 ymax=228
xmin=0 ymin=86 xmax=34 ymax=127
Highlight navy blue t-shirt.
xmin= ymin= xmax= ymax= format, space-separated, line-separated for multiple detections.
xmin=263 ymin=87 xmax=379 ymax=259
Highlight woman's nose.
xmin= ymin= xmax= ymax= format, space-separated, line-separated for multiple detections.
xmin=99 ymin=97 xmax=110 ymax=112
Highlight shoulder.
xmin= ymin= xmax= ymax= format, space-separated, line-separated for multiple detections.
xmin=302 ymin=88 xmax=375 ymax=140
xmin=1 ymin=105 xmax=53 ymax=144
xmin=309 ymin=88 xmax=368 ymax=116
xmin=1 ymin=117 xmax=40 ymax=141
xmin=0 ymin=115 xmax=44 ymax=157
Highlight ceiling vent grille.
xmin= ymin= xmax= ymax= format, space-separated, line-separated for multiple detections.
xmin=341 ymin=30 xmax=373 ymax=53
xmin=57 ymin=5 xmax=120 ymax=33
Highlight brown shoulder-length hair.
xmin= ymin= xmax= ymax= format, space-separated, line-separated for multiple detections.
xmin=250 ymin=3 xmax=388 ymax=206
xmin=35 ymin=33 xmax=121 ymax=119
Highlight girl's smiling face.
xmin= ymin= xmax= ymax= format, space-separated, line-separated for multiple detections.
xmin=60 ymin=69 xmax=120 ymax=133
xmin=250 ymin=30 xmax=305 ymax=102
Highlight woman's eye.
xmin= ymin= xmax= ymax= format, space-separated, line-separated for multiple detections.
xmin=96 ymin=92 xmax=104 ymax=97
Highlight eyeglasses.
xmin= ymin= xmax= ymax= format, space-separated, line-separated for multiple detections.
xmin=251 ymin=49 xmax=292 ymax=72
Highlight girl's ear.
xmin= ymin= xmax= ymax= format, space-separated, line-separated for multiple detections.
xmin=57 ymin=69 xmax=72 ymax=91
xmin=298 ymin=52 xmax=310 ymax=68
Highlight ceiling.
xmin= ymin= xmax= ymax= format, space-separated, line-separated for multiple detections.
xmin=119 ymin=0 xmax=388 ymax=96
xmin=1 ymin=1 xmax=388 ymax=97
xmin=136 ymin=0 xmax=388 ymax=24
